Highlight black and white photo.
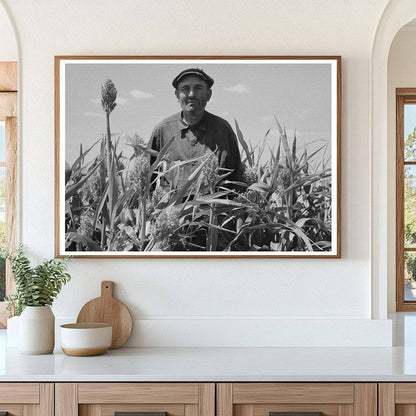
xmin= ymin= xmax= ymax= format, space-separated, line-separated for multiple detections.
xmin=55 ymin=56 xmax=341 ymax=257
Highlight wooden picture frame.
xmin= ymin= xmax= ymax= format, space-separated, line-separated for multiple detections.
xmin=55 ymin=56 xmax=341 ymax=258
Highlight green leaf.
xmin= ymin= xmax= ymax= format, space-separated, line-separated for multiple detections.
xmin=2 ymin=245 xmax=71 ymax=315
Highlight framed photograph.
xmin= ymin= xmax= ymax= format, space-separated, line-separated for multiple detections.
xmin=55 ymin=56 xmax=341 ymax=258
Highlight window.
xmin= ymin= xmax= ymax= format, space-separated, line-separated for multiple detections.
xmin=397 ymin=89 xmax=416 ymax=310
xmin=0 ymin=62 xmax=17 ymax=327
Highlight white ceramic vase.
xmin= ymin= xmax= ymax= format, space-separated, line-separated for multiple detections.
xmin=19 ymin=305 xmax=55 ymax=354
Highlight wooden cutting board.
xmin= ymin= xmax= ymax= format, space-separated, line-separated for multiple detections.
xmin=76 ymin=281 xmax=133 ymax=349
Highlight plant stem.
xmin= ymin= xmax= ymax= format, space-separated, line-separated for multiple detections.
xmin=207 ymin=187 xmax=218 ymax=251
xmin=105 ymin=112 xmax=115 ymax=250
xmin=100 ymin=221 xmax=106 ymax=249
xmin=140 ymin=199 xmax=146 ymax=250
xmin=105 ymin=113 xmax=112 ymax=180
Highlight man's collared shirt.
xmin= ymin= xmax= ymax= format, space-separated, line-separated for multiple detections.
xmin=149 ymin=111 xmax=242 ymax=189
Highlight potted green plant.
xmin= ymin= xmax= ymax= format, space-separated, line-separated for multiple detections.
xmin=2 ymin=245 xmax=71 ymax=354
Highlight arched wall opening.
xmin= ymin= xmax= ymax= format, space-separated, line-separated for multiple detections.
xmin=386 ymin=18 xmax=416 ymax=313
xmin=371 ymin=0 xmax=416 ymax=319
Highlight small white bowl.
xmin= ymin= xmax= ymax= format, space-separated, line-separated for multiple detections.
xmin=60 ymin=323 xmax=112 ymax=356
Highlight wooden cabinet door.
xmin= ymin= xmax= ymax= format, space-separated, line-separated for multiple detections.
xmin=0 ymin=383 xmax=53 ymax=416
xmin=55 ymin=383 xmax=215 ymax=416
xmin=379 ymin=383 xmax=416 ymax=416
xmin=217 ymin=383 xmax=377 ymax=416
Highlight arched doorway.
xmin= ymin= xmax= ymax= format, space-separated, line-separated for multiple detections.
xmin=371 ymin=0 xmax=416 ymax=319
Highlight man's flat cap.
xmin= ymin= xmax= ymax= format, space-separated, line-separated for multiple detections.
xmin=172 ymin=68 xmax=214 ymax=89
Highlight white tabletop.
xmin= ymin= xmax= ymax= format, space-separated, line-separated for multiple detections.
xmin=2 ymin=327 xmax=416 ymax=382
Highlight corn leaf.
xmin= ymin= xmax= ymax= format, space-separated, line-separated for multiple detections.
xmin=66 ymin=232 xmax=102 ymax=251
xmin=192 ymin=197 xmax=244 ymax=207
xmin=68 ymin=137 xmax=101 ymax=180
xmin=92 ymin=181 xmax=110 ymax=230
xmin=281 ymin=127 xmax=293 ymax=171
xmin=186 ymin=221 xmax=237 ymax=234
xmin=270 ymin=136 xmax=282 ymax=188
xmin=65 ymin=158 xmax=103 ymax=200
xmin=256 ymin=129 xmax=270 ymax=169
xmin=235 ymin=119 xmax=253 ymax=167
xmin=247 ymin=182 xmax=271 ymax=193
xmin=148 ymin=136 xmax=176 ymax=181
xmin=171 ymin=154 xmax=214 ymax=205
xmin=292 ymin=130 xmax=297 ymax=162
xmin=273 ymin=115 xmax=284 ymax=136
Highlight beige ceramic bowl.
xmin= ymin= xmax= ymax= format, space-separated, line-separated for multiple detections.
xmin=60 ymin=323 xmax=112 ymax=356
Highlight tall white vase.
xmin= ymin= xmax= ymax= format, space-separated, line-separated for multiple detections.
xmin=19 ymin=306 xmax=55 ymax=354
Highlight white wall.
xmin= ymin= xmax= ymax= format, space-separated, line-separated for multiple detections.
xmin=0 ymin=3 xmax=16 ymax=61
xmin=0 ymin=0 xmax=393 ymax=346
xmin=387 ymin=24 xmax=416 ymax=312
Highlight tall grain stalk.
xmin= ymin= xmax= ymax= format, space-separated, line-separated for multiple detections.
xmin=140 ymin=199 xmax=147 ymax=245
xmin=101 ymin=80 xmax=117 ymax=248
xmin=101 ymin=79 xmax=117 ymax=176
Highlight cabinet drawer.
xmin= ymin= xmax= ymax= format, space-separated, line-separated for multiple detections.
xmin=78 ymin=383 xmax=200 ymax=404
xmin=0 ymin=383 xmax=39 ymax=403
xmin=217 ymin=383 xmax=376 ymax=416
xmin=56 ymin=383 xmax=215 ymax=416
xmin=0 ymin=383 xmax=53 ymax=416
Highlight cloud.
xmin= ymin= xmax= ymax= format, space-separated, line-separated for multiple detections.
xmin=130 ymin=89 xmax=154 ymax=99
xmin=116 ymin=97 xmax=127 ymax=105
xmin=224 ymin=84 xmax=250 ymax=94
xmin=90 ymin=98 xmax=100 ymax=105
xmin=84 ymin=112 xmax=105 ymax=118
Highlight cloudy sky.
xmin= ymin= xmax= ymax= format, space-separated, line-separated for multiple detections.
xmin=405 ymin=104 xmax=416 ymax=144
xmin=63 ymin=59 xmax=334 ymax=167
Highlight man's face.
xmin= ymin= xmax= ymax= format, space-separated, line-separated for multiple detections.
xmin=175 ymin=75 xmax=212 ymax=115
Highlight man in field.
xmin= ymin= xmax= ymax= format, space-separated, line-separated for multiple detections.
xmin=148 ymin=68 xmax=243 ymax=190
